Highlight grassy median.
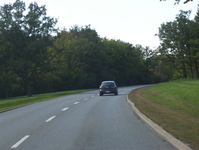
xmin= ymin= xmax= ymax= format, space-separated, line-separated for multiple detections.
xmin=128 ymin=79 xmax=199 ymax=150
xmin=0 ymin=89 xmax=93 ymax=112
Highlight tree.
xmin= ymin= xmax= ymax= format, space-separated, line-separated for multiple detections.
xmin=0 ymin=0 xmax=57 ymax=96
xmin=0 ymin=41 xmax=20 ymax=98
xmin=101 ymin=39 xmax=149 ymax=85
xmin=157 ymin=9 xmax=199 ymax=79
xmin=158 ymin=11 xmax=193 ymax=78
xmin=189 ymin=7 xmax=199 ymax=78
xmin=49 ymin=25 xmax=103 ymax=90
xmin=160 ymin=0 xmax=193 ymax=4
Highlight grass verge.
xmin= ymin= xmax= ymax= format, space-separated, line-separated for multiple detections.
xmin=0 ymin=89 xmax=93 ymax=112
xmin=128 ymin=79 xmax=199 ymax=150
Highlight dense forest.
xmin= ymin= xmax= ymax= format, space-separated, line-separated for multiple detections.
xmin=0 ymin=0 xmax=198 ymax=98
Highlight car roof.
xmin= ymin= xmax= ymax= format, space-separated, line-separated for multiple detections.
xmin=101 ymin=81 xmax=115 ymax=84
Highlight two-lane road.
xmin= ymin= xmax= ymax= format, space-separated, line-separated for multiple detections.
xmin=0 ymin=86 xmax=177 ymax=150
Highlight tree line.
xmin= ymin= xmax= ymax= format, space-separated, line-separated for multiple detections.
xmin=0 ymin=0 xmax=198 ymax=98
xmin=0 ymin=0 xmax=153 ymax=98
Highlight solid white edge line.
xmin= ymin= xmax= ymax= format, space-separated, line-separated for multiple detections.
xmin=11 ymin=135 xmax=30 ymax=148
xmin=62 ymin=107 xmax=69 ymax=111
xmin=45 ymin=116 xmax=56 ymax=122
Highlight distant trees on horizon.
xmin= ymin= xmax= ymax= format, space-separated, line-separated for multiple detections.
xmin=0 ymin=0 xmax=198 ymax=98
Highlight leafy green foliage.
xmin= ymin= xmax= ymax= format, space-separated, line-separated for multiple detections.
xmin=2 ymin=0 xmax=198 ymax=98
xmin=49 ymin=26 xmax=151 ymax=91
xmin=160 ymin=0 xmax=193 ymax=4
xmin=157 ymin=9 xmax=199 ymax=79
xmin=0 ymin=0 xmax=57 ymax=97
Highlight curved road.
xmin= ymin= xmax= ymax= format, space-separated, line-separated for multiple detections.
xmin=0 ymin=86 xmax=176 ymax=150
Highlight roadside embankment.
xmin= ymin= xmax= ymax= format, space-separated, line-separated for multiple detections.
xmin=128 ymin=79 xmax=199 ymax=150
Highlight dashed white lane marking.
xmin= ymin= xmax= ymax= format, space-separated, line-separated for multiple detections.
xmin=45 ymin=116 xmax=56 ymax=122
xmin=91 ymin=95 xmax=95 ymax=98
xmin=62 ymin=107 xmax=69 ymax=111
xmin=84 ymin=98 xmax=89 ymax=101
xmin=11 ymin=135 xmax=30 ymax=148
xmin=73 ymin=102 xmax=79 ymax=105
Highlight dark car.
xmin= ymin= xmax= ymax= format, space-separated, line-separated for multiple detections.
xmin=99 ymin=81 xmax=118 ymax=96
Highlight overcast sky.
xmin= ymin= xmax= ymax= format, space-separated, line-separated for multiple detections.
xmin=0 ymin=0 xmax=198 ymax=48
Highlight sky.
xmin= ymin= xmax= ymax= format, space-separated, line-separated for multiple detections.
xmin=0 ymin=0 xmax=198 ymax=49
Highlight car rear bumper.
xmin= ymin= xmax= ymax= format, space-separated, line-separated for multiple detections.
xmin=99 ymin=88 xmax=118 ymax=95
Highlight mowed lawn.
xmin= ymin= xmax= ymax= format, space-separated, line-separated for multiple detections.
xmin=128 ymin=79 xmax=199 ymax=150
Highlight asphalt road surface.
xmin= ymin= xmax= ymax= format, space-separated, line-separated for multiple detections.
xmin=0 ymin=86 xmax=177 ymax=150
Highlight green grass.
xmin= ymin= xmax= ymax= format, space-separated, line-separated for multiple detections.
xmin=144 ymin=79 xmax=199 ymax=117
xmin=128 ymin=79 xmax=199 ymax=150
xmin=0 ymin=89 xmax=93 ymax=111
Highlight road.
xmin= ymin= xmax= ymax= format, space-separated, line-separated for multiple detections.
xmin=0 ymin=86 xmax=177 ymax=150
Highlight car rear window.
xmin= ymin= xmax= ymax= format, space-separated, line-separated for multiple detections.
xmin=101 ymin=82 xmax=116 ymax=88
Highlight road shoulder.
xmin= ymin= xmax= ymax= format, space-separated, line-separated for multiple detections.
xmin=126 ymin=94 xmax=192 ymax=150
